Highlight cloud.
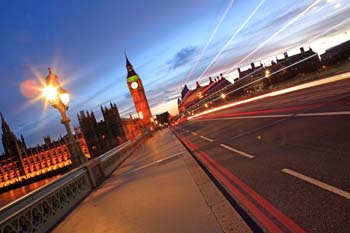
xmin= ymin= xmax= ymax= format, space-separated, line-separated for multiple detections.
xmin=245 ymin=3 xmax=308 ymax=35
xmin=295 ymin=7 xmax=350 ymax=38
xmin=167 ymin=46 xmax=198 ymax=69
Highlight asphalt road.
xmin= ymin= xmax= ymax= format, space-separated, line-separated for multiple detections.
xmin=172 ymin=73 xmax=350 ymax=233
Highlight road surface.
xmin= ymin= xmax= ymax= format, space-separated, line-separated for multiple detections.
xmin=172 ymin=74 xmax=350 ymax=232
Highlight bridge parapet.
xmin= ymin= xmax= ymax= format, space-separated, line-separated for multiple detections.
xmin=0 ymin=133 xmax=148 ymax=233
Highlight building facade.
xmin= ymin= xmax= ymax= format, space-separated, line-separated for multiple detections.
xmin=320 ymin=40 xmax=350 ymax=66
xmin=122 ymin=115 xmax=144 ymax=141
xmin=178 ymin=75 xmax=231 ymax=114
xmin=0 ymin=113 xmax=90 ymax=188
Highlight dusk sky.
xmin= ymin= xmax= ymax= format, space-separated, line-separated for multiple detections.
xmin=0 ymin=0 xmax=349 ymax=152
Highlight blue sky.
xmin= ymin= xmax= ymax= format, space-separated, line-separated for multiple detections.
xmin=0 ymin=0 xmax=349 ymax=152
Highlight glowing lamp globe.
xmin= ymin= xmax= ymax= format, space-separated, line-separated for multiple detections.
xmin=43 ymin=86 xmax=58 ymax=102
xmin=59 ymin=92 xmax=70 ymax=106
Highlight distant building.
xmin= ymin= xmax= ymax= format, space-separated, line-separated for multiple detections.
xmin=178 ymin=74 xmax=231 ymax=114
xmin=78 ymin=103 xmax=126 ymax=158
xmin=155 ymin=111 xmax=171 ymax=125
xmin=266 ymin=47 xmax=321 ymax=83
xmin=122 ymin=115 xmax=144 ymax=141
xmin=0 ymin=113 xmax=90 ymax=188
xmin=232 ymin=47 xmax=321 ymax=96
xmin=320 ymin=40 xmax=350 ymax=66
xmin=238 ymin=62 xmax=265 ymax=80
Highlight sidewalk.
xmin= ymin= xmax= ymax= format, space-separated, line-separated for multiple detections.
xmin=53 ymin=128 xmax=251 ymax=233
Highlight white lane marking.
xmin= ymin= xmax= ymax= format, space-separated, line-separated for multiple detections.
xmin=191 ymin=132 xmax=198 ymax=136
xmin=297 ymin=111 xmax=350 ymax=117
xmin=197 ymin=111 xmax=350 ymax=121
xmin=120 ymin=151 xmax=185 ymax=176
xmin=200 ymin=136 xmax=214 ymax=142
xmin=282 ymin=168 xmax=350 ymax=200
xmin=220 ymin=144 xmax=255 ymax=159
xmin=186 ymin=130 xmax=190 ymax=133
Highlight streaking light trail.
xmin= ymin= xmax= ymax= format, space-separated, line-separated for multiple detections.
xmin=224 ymin=0 xmax=322 ymax=75
xmin=197 ymin=0 xmax=266 ymax=83
xmin=186 ymin=11 xmax=342 ymax=115
xmin=188 ymin=72 xmax=350 ymax=120
xmin=181 ymin=0 xmax=235 ymax=88
xmin=189 ymin=53 xmax=318 ymax=113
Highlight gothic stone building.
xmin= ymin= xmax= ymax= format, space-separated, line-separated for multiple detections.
xmin=78 ymin=103 xmax=128 ymax=158
xmin=0 ymin=113 xmax=90 ymax=188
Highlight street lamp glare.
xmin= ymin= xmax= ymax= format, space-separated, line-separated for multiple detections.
xmin=41 ymin=68 xmax=87 ymax=167
xmin=43 ymin=86 xmax=58 ymax=102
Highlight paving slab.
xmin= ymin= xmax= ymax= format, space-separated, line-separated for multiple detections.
xmin=53 ymin=128 xmax=251 ymax=233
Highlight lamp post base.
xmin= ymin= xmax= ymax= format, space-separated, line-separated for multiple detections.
xmin=66 ymin=140 xmax=87 ymax=167
xmin=61 ymin=115 xmax=87 ymax=167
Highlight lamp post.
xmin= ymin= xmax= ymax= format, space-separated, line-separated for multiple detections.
xmin=43 ymin=68 xmax=87 ymax=167
xmin=265 ymin=69 xmax=272 ymax=86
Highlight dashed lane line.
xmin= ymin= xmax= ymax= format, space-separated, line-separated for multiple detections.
xmin=200 ymin=136 xmax=214 ymax=142
xmin=219 ymin=144 xmax=255 ymax=159
xmin=186 ymin=131 xmax=254 ymax=159
xmin=282 ymin=168 xmax=350 ymax=200
xmin=297 ymin=111 xmax=350 ymax=117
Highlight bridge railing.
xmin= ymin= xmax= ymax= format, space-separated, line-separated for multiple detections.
xmin=0 ymin=133 xmax=148 ymax=233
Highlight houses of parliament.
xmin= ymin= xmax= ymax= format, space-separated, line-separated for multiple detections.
xmin=0 ymin=56 xmax=151 ymax=189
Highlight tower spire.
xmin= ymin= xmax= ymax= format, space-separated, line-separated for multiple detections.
xmin=1 ymin=112 xmax=10 ymax=133
xmin=125 ymin=53 xmax=137 ymax=77
xmin=125 ymin=52 xmax=132 ymax=68
xmin=0 ymin=112 xmax=5 ymax=123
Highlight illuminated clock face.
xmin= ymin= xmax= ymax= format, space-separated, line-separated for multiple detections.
xmin=131 ymin=81 xmax=138 ymax=89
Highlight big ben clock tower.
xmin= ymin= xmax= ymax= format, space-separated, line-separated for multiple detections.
xmin=125 ymin=54 xmax=152 ymax=125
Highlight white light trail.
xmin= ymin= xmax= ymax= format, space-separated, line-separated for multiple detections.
xmin=306 ymin=18 xmax=350 ymax=47
xmin=188 ymin=53 xmax=318 ymax=113
xmin=188 ymin=72 xmax=350 ymax=119
xmin=197 ymin=0 xmax=266 ymax=82
xmin=185 ymin=1 xmax=333 ymax=113
xmin=224 ymin=0 xmax=322 ymax=75
xmin=181 ymin=0 xmax=235 ymax=88
xmin=179 ymin=0 xmax=345 ymax=120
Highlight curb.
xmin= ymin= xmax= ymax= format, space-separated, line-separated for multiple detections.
xmin=170 ymin=129 xmax=254 ymax=233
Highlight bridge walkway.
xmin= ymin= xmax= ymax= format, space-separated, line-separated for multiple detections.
xmin=53 ymin=128 xmax=250 ymax=233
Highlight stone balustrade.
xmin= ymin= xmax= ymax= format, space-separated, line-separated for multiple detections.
xmin=0 ymin=133 xmax=148 ymax=233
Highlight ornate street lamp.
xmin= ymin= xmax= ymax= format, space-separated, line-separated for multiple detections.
xmin=42 ymin=68 xmax=87 ymax=167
